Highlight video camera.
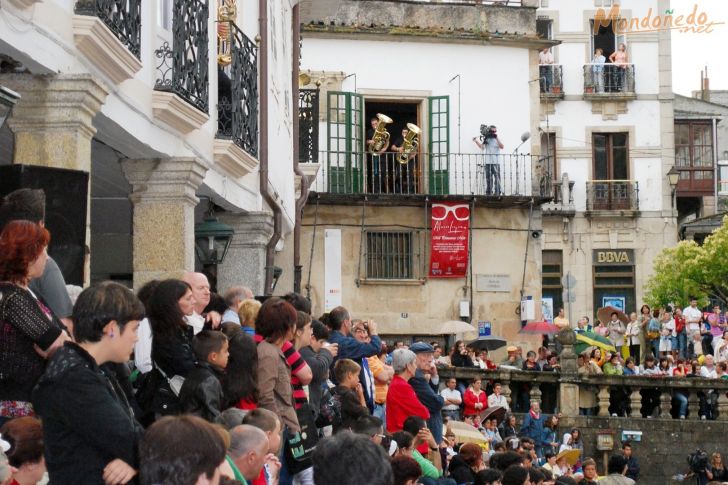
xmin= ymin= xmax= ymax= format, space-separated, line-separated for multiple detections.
xmin=479 ymin=124 xmax=497 ymax=141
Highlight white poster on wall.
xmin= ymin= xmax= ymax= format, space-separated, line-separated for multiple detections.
xmin=324 ymin=229 xmax=342 ymax=311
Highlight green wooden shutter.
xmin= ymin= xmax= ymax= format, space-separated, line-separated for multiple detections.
xmin=428 ymin=96 xmax=449 ymax=195
xmin=327 ymin=91 xmax=363 ymax=194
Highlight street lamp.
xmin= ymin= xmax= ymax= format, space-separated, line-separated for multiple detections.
xmin=0 ymin=85 xmax=20 ymax=129
xmin=667 ymin=165 xmax=680 ymax=208
xmin=194 ymin=215 xmax=234 ymax=265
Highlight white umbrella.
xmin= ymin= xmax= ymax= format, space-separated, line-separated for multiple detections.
xmin=437 ymin=320 xmax=476 ymax=335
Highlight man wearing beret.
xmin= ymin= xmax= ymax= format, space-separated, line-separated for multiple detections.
xmin=409 ymin=342 xmax=445 ymax=445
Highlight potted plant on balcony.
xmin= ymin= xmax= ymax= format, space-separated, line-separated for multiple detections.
xmin=551 ymin=85 xmax=562 ymax=94
xmin=584 ymin=84 xmax=595 ymax=94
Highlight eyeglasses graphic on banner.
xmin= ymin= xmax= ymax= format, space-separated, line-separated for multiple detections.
xmin=431 ymin=204 xmax=470 ymax=221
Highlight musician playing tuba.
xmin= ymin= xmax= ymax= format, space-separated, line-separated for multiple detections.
xmin=366 ymin=114 xmax=392 ymax=193
xmin=391 ymin=123 xmax=421 ymax=194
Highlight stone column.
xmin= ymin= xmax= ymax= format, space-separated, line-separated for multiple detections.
xmin=121 ymin=158 xmax=208 ymax=288
xmin=1 ymin=73 xmax=109 ymax=284
xmin=1 ymin=73 xmax=109 ymax=171
xmin=556 ymin=328 xmax=580 ymax=416
xmin=216 ymin=212 xmax=274 ymax=296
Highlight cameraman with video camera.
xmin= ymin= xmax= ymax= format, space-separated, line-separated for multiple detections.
xmin=473 ymin=125 xmax=505 ymax=195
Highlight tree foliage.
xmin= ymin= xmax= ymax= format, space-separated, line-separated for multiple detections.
xmin=644 ymin=216 xmax=728 ymax=309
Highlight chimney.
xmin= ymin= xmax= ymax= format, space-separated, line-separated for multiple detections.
xmin=702 ymin=66 xmax=710 ymax=102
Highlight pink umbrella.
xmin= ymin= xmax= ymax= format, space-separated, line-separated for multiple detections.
xmin=519 ymin=320 xmax=559 ymax=335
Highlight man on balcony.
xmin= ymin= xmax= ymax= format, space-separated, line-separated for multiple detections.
xmin=539 ymin=47 xmax=554 ymax=93
xmin=473 ymin=126 xmax=504 ymax=196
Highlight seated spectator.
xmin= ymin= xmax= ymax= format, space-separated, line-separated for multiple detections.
xmin=392 ymin=455 xmax=422 ymax=485
xmin=581 ymin=458 xmax=599 ymax=485
xmin=352 ymin=415 xmax=385 ymax=446
xmin=440 ymin=378 xmax=462 ymax=422
xmin=239 ymin=409 xmax=283 ymax=485
xmin=179 ymin=330 xmax=229 ymax=421
xmin=215 ymin=408 xmax=247 ymax=430
xmin=402 ymin=416 xmax=442 ymax=480
xmin=501 ymin=464 xmax=530 ymax=485
xmin=475 ymin=469 xmax=502 ymax=485
xmin=221 ymin=424 xmax=274 ymax=484
xmin=312 ymin=431 xmax=393 ymax=485
xmin=222 ymin=286 xmax=253 ymax=324
xmin=499 ymin=414 xmax=518 ymax=439
xmin=238 ymin=298 xmax=262 ymax=336
xmin=332 ymin=359 xmax=370 ymax=432
xmin=448 ymin=443 xmax=483 ymax=484
xmin=0 ymin=417 xmax=45 ymax=485
xmin=488 ymin=451 xmax=523 ymax=472
xmin=600 ymin=454 xmax=635 ymax=485
xmin=542 ymin=451 xmax=558 ymax=476
xmin=392 ymin=430 xmax=416 ymax=458
xmin=140 ymin=415 xmax=227 ymax=485
xmin=33 ymin=282 xmax=144 ymax=484
xmin=529 ymin=468 xmax=545 ymax=484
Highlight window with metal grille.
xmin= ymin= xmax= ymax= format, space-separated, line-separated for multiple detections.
xmin=366 ymin=231 xmax=414 ymax=279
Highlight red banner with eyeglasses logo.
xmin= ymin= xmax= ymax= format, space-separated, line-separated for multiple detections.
xmin=429 ymin=201 xmax=470 ymax=278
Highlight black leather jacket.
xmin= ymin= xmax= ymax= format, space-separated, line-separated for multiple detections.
xmin=178 ymin=361 xmax=225 ymax=422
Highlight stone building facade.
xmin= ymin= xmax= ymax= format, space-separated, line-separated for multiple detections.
xmin=298 ymin=0 xmax=553 ymax=352
xmin=0 ymin=0 xmax=297 ymax=294
xmin=537 ymin=0 xmax=678 ymax=322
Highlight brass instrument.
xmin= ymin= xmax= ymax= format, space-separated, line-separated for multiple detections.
xmin=397 ymin=123 xmax=421 ymax=164
xmin=299 ymin=72 xmax=312 ymax=87
xmin=369 ymin=113 xmax=393 ymax=153
xmin=217 ymin=0 xmax=237 ymax=66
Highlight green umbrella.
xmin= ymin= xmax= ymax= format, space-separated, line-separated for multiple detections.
xmin=574 ymin=331 xmax=616 ymax=355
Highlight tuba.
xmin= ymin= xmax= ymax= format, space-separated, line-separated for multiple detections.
xmin=369 ymin=113 xmax=393 ymax=153
xmin=217 ymin=0 xmax=237 ymax=66
xmin=397 ymin=123 xmax=421 ymax=164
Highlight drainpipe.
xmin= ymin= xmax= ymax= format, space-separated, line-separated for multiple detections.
xmin=259 ymin=0 xmax=282 ymax=295
xmin=292 ymin=3 xmax=307 ymax=294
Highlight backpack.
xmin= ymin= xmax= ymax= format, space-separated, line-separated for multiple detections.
xmin=316 ymin=384 xmax=342 ymax=430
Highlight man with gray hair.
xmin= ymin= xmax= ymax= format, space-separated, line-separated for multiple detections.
xmin=219 ymin=424 xmax=272 ymax=482
xmin=222 ymin=285 xmax=253 ymax=324
xmin=385 ymin=349 xmax=430 ymax=433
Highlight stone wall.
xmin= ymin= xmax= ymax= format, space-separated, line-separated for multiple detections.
xmin=560 ymin=415 xmax=720 ymax=485
xmin=300 ymin=0 xmax=536 ymax=36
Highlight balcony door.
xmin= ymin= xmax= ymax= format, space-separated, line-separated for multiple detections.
xmin=428 ymin=96 xmax=449 ymax=195
xmin=593 ymin=133 xmax=629 ymax=210
xmin=327 ymin=91 xmax=363 ymax=194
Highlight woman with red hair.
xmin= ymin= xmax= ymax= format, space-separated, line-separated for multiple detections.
xmin=0 ymin=220 xmax=69 ymax=427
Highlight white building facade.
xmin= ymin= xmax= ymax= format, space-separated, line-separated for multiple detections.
xmin=536 ymin=0 xmax=677 ymax=321
xmin=0 ymin=0 xmax=297 ymax=294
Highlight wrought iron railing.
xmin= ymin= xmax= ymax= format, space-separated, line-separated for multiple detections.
xmin=217 ymin=21 xmax=258 ymax=157
xmin=306 ymin=151 xmax=550 ymax=197
xmin=154 ymin=0 xmax=209 ymax=113
xmin=75 ymin=0 xmax=141 ymax=59
xmin=586 ymin=180 xmax=639 ymax=211
xmin=299 ymin=89 xmax=320 ymax=165
xmin=539 ymin=64 xmax=563 ymax=96
xmin=583 ymin=63 xmax=635 ymax=95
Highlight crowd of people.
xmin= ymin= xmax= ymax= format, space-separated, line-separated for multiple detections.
xmin=2 ymin=186 xmax=728 ymax=485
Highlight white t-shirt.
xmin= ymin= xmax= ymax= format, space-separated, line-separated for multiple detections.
xmin=701 ymin=365 xmax=717 ymax=379
xmin=134 ymin=318 xmax=153 ymax=374
xmin=683 ymin=306 xmax=702 ymax=323
xmin=185 ymin=312 xmax=205 ymax=335
xmin=440 ymin=388 xmax=462 ymax=411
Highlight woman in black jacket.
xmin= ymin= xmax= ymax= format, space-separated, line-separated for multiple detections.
xmin=147 ymin=279 xmax=196 ymax=416
xmin=33 ymin=281 xmax=145 ymax=485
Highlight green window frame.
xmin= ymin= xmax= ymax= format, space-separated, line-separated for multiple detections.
xmin=428 ymin=96 xmax=449 ymax=195
xmin=327 ymin=91 xmax=364 ymax=193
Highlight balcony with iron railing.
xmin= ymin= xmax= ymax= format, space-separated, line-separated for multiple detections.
xmin=306 ymin=151 xmax=552 ymax=206
xmin=539 ymin=64 xmax=563 ymax=100
xmin=583 ymin=63 xmax=636 ymax=100
xmin=216 ymin=21 xmax=259 ymax=158
xmin=75 ymin=0 xmax=141 ymax=58
xmin=585 ymin=180 xmax=639 ymax=215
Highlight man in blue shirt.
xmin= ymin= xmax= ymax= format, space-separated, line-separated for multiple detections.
xmin=328 ymin=306 xmax=381 ymax=381
xmin=408 ymin=342 xmax=445 ymax=445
